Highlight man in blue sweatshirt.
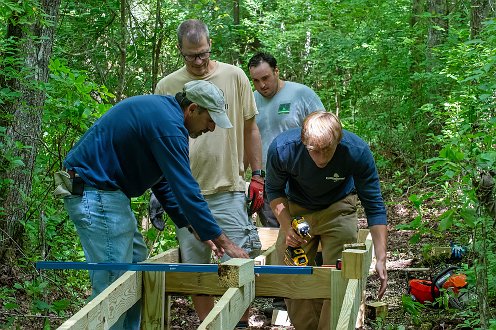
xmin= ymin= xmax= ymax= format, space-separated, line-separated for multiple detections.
xmin=62 ymin=80 xmax=248 ymax=330
xmin=266 ymin=111 xmax=388 ymax=330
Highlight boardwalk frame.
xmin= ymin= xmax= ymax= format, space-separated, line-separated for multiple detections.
xmin=56 ymin=229 xmax=373 ymax=330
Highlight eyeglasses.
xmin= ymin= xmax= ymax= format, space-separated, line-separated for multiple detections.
xmin=181 ymin=51 xmax=211 ymax=62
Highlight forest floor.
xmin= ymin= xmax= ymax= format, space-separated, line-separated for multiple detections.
xmin=168 ymin=202 xmax=471 ymax=330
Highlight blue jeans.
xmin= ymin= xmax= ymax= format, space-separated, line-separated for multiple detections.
xmin=64 ymin=187 xmax=148 ymax=330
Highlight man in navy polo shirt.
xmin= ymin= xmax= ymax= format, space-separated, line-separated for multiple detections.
xmin=266 ymin=111 xmax=388 ymax=329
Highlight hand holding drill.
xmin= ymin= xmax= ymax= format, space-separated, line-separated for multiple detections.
xmin=284 ymin=216 xmax=311 ymax=266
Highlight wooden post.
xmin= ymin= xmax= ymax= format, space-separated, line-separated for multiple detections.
xmin=365 ymin=301 xmax=388 ymax=320
xmin=198 ymin=259 xmax=255 ymax=329
xmin=342 ymin=249 xmax=367 ymax=279
xmin=141 ymin=248 xmax=179 ymax=330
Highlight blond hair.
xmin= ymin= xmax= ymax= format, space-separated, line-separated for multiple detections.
xmin=301 ymin=111 xmax=342 ymax=150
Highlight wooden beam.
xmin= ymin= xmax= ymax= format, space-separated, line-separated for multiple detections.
xmin=336 ymin=279 xmax=361 ymax=330
xmin=200 ymin=259 xmax=255 ymax=329
xmin=218 ymin=258 xmax=254 ymax=288
xmin=357 ymin=229 xmax=370 ymax=243
xmin=58 ymin=271 xmax=142 ymax=329
xmin=141 ymin=248 xmax=179 ymax=330
xmin=255 ymin=267 xmax=336 ymax=299
xmin=164 ymin=267 xmax=335 ymax=299
xmin=365 ymin=301 xmax=388 ymax=320
xmin=198 ymin=282 xmax=255 ymax=329
xmin=165 ymin=272 xmax=223 ymax=295
xmin=142 ymin=270 xmax=166 ymax=330
xmin=257 ymin=227 xmax=280 ymax=251
xmin=342 ymin=249 xmax=367 ymax=279
xmin=147 ymin=248 xmax=180 ymax=263
xmin=330 ymin=269 xmax=347 ymax=330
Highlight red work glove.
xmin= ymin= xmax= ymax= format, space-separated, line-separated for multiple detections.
xmin=248 ymin=176 xmax=264 ymax=215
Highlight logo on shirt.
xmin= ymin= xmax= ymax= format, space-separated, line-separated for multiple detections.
xmin=326 ymin=173 xmax=345 ymax=182
xmin=278 ymin=103 xmax=291 ymax=114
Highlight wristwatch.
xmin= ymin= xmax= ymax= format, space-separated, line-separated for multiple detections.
xmin=252 ymin=169 xmax=265 ymax=178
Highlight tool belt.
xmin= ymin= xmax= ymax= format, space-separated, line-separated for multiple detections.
xmin=53 ymin=170 xmax=84 ymax=197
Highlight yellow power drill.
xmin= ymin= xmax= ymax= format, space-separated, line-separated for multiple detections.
xmin=284 ymin=216 xmax=311 ymax=266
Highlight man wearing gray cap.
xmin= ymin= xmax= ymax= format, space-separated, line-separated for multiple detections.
xmin=61 ymin=80 xmax=248 ymax=330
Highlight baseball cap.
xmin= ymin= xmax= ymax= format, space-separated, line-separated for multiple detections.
xmin=183 ymin=80 xmax=232 ymax=129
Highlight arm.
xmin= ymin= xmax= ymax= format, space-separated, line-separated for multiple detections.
xmin=150 ymin=135 xmax=248 ymax=259
xmin=266 ymin=141 xmax=307 ymax=247
xmin=152 ymin=179 xmax=189 ymax=228
xmin=369 ymin=224 xmax=388 ymax=299
xmin=352 ymin=144 xmax=388 ymax=298
xmin=270 ymin=197 xmax=307 ymax=247
xmin=244 ymin=116 xmax=264 ymax=213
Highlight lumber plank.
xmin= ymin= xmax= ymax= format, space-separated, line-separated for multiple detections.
xmin=271 ymin=310 xmax=291 ymax=326
xmin=431 ymin=246 xmax=451 ymax=256
xmin=343 ymin=243 xmax=366 ymax=250
xmin=165 ymin=267 xmax=335 ymax=299
xmin=357 ymin=229 xmax=370 ymax=243
xmin=142 ymin=248 xmax=179 ymax=330
xmin=199 ymin=282 xmax=255 ymax=330
xmin=330 ymin=269 xmax=347 ymax=330
xmin=147 ymin=248 xmax=180 ymax=263
xmin=165 ymin=272 xmax=224 ymax=295
xmin=255 ymin=267 xmax=336 ymax=299
xmin=58 ymin=271 xmax=142 ymax=329
xmin=257 ymin=227 xmax=280 ymax=251
xmin=142 ymin=271 xmax=166 ymax=330
xmin=336 ymin=279 xmax=360 ymax=330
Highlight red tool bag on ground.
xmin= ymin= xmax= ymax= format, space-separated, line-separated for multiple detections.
xmin=409 ymin=266 xmax=468 ymax=308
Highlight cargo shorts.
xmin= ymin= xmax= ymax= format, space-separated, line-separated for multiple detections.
xmin=177 ymin=191 xmax=262 ymax=263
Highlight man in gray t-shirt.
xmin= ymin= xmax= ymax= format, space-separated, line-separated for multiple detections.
xmin=248 ymin=52 xmax=324 ymax=227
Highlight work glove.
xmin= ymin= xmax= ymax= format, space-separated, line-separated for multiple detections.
xmin=450 ymin=241 xmax=467 ymax=261
xmin=247 ymin=176 xmax=264 ymax=216
xmin=149 ymin=194 xmax=165 ymax=231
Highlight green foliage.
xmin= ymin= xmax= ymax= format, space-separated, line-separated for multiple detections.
xmin=395 ymin=193 xmax=435 ymax=243
xmin=131 ymin=194 xmax=179 ymax=256
xmin=1 ymin=0 xmax=495 ymax=328
xmin=401 ymin=294 xmax=426 ymax=325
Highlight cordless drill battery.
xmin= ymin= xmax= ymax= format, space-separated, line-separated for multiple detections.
xmin=284 ymin=216 xmax=311 ymax=266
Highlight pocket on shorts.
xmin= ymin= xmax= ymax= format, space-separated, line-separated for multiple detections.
xmin=244 ymin=226 xmax=262 ymax=258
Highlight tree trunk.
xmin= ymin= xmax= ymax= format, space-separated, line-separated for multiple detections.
xmin=0 ymin=0 xmax=61 ymax=264
xmin=473 ymin=172 xmax=495 ymax=329
xmin=232 ymin=0 xmax=241 ymax=65
xmin=151 ymin=0 xmax=163 ymax=93
xmin=471 ymin=0 xmax=495 ymax=38
xmin=116 ymin=0 xmax=127 ymax=101
xmin=409 ymin=0 xmax=426 ymax=108
xmin=426 ymin=0 xmax=448 ymax=69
